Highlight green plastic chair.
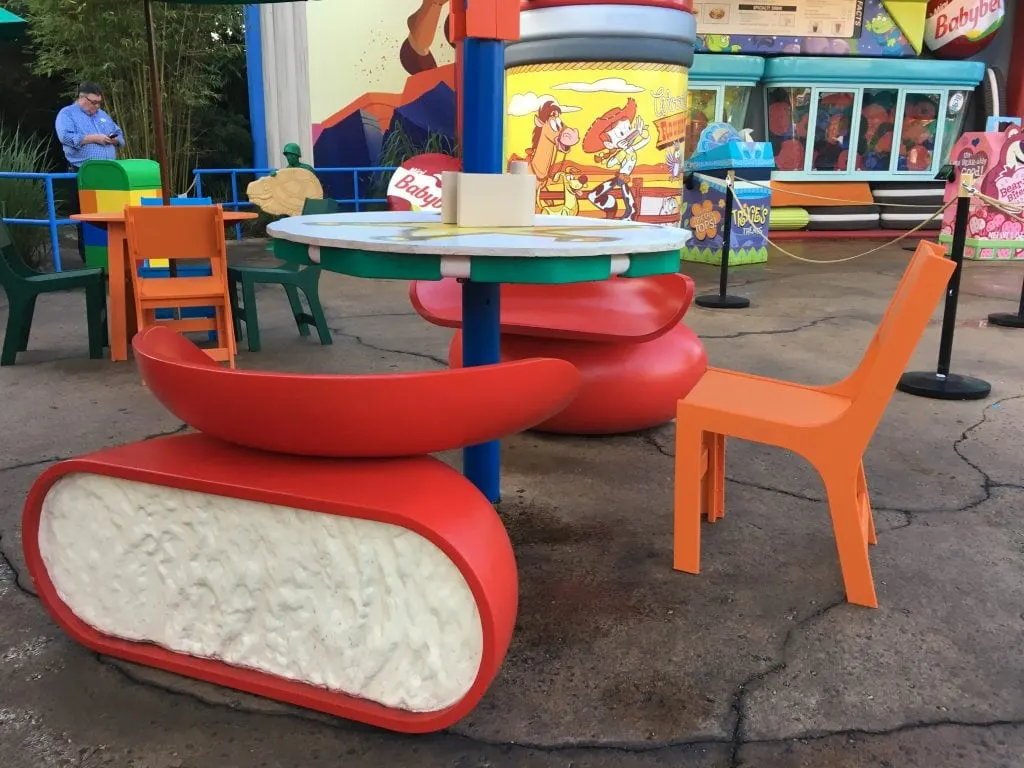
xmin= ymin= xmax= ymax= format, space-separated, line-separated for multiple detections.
xmin=0 ymin=220 xmax=107 ymax=366
xmin=227 ymin=197 xmax=333 ymax=352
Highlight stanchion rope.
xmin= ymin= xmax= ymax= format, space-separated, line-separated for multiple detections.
xmin=689 ymin=172 xmax=1022 ymax=265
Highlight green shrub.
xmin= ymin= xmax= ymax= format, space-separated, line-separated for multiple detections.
xmin=369 ymin=122 xmax=459 ymax=200
xmin=0 ymin=124 xmax=53 ymax=269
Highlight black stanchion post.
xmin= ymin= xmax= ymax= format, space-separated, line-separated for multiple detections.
xmin=897 ymin=172 xmax=991 ymax=400
xmin=695 ymin=170 xmax=750 ymax=309
xmin=987 ymin=276 xmax=1024 ymax=328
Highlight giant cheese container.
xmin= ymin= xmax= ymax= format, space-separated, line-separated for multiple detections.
xmin=506 ymin=0 xmax=695 ymax=223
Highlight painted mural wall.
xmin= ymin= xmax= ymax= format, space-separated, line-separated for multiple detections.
xmin=296 ymin=0 xmax=1012 ymax=181
xmin=307 ymin=0 xmax=458 ymax=176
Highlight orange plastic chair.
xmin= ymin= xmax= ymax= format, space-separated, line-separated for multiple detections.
xmin=673 ymin=241 xmax=955 ymax=607
xmin=125 ymin=205 xmax=236 ymax=368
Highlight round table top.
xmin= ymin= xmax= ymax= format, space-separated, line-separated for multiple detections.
xmin=266 ymin=211 xmax=690 ymax=258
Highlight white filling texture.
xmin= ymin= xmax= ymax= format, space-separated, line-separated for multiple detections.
xmin=38 ymin=474 xmax=483 ymax=712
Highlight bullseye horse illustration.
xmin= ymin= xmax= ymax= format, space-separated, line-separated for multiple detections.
xmin=526 ymin=101 xmax=581 ymax=203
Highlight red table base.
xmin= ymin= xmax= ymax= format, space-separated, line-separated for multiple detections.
xmin=23 ymin=434 xmax=519 ymax=733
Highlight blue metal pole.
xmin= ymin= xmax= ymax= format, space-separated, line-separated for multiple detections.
xmin=230 ymin=171 xmax=242 ymax=240
xmin=45 ymin=176 xmax=62 ymax=272
xmin=244 ymin=5 xmax=268 ymax=172
xmin=460 ymin=37 xmax=505 ymax=504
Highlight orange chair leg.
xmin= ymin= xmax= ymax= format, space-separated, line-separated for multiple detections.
xmin=857 ymin=462 xmax=877 ymax=545
xmin=674 ymin=425 xmax=704 ymax=574
xmin=823 ymin=470 xmax=879 ymax=608
xmin=217 ymin=308 xmax=236 ymax=369
xmin=702 ymin=433 xmax=725 ymax=523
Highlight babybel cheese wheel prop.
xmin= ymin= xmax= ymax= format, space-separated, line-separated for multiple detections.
xmin=924 ymin=0 xmax=1005 ymax=60
xmin=386 ymin=153 xmax=461 ymax=213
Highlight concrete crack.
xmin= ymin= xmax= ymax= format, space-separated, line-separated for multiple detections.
xmin=333 ymin=311 xmax=418 ymax=321
xmin=739 ymin=717 xmax=1024 ymax=750
xmin=700 ymin=316 xmax=838 ymax=340
xmin=142 ymin=423 xmax=189 ymax=441
xmin=640 ymin=394 xmax=1024 ymax=521
xmin=726 ymin=597 xmax=847 ymax=766
xmin=0 ymin=533 xmax=36 ymax=597
xmin=327 ymin=326 xmax=448 ymax=368
xmin=97 ymin=639 xmax=1024 ymax=760
xmin=640 ymin=434 xmax=916 ymax=515
xmin=0 ymin=425 xmax=187 ymax=475
xmin=947 ymin=395 xmax=1024 ymax=514
xmin=0 ymin=456 xmax=61 ymax=474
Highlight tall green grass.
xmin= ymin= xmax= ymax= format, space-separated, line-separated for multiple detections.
xmin=369 ymin=122 xmax=459 ymax=201
xmin=0 ymin=124 xmax=53 ymax=268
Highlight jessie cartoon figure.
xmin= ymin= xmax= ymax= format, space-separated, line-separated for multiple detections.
xmin=401 ymin=0 xmax=454 ymax=75
xmin=582 ymin=98 xmax=651 ymax=220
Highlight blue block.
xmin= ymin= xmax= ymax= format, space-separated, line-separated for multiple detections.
xmin=154 ymin=307 xmax=215 ymax=320
xmin=81 ymin=222 xmax=108 ymax=248
xmin=139 ymin=196 xmax=214 ymax=206
xmin=138 ymin=265 xmax=212 ymax=278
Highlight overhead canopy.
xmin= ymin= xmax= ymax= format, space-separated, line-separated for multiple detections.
xmin=0 ymin=7 xmax=28 ymax=41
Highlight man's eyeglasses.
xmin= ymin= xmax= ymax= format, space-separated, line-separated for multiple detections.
xmin=83 ymin=96 xmax=102 ymax=106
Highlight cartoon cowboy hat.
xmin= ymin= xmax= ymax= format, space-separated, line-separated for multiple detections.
xmin=582 ymin=98 xmax=638 ymax=154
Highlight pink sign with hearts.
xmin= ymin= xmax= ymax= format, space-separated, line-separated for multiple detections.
xmin=941 ymin=125 xmax=1024 ymax=260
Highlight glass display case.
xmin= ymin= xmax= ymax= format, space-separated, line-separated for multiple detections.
xmin=685 ymin=54 xmax=764 ymax=160
xmin=762 ymin=58 xmax=983 ymax=182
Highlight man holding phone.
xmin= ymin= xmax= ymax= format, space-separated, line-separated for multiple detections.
xmin=55 ymin=82 xmax=125 ymax=262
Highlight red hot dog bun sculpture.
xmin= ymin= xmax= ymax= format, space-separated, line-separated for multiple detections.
xmin=23 ymin=326 xmax=581 ymax=733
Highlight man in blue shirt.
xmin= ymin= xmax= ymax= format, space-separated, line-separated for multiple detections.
xmin=55 ymin=82 xmax=125 ymax=261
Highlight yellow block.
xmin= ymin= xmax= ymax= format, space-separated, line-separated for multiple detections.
xmin=94 ymin=189 xmax=132 ymax=213
xmin=129 ymin=189 xmax=162 ymax=205
xmin=882 ymin=0 xmax=928 ymax=55
xmin=505 ymin=61 xmax=688 ymax=224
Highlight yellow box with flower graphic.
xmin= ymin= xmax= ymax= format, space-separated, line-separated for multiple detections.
xmin=681 ymin=176 xmax=770 ymax=266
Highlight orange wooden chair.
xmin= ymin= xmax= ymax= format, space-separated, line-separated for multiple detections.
xmin=125 ymin=205 xmax=236 ymax=368
xmin=673 ymin=241 xmax=955 ymax=607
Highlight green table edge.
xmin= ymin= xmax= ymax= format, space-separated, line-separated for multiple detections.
xmin=273 ymin=240 xmax=682 ymax=284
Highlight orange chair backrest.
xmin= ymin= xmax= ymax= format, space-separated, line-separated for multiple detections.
xmin=125 ymin=205 xmax=227 ymax=267
xmin=843 ymin=240 xmax=954 ymax=441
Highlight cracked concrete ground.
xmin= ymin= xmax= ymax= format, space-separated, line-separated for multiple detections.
xmin=1 ymin=239 xmax=1023 ymax=768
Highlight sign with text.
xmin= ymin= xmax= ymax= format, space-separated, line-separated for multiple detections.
xmin=695 ymin=0 xmax=864 ymax=38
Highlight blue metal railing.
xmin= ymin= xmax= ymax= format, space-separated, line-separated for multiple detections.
xmin=193 ymin=166 xmax=398 ymax=240
xmin=0 ymin=166 xmax=400 ymax=273
xmin=0 ymin=171 xmax=77 ymax=273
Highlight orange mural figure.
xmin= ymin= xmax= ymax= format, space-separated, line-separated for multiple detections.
xmin=402 ymin=0 xmax=454 ymax=75
xmin=526 ymin=100 xmax=581 ymax=192
xmin=583 ymin=98 xmax=651 ymax=221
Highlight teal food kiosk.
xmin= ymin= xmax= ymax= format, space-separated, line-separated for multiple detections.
xmin=762 ymin=57 xmax=984 ymax=183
